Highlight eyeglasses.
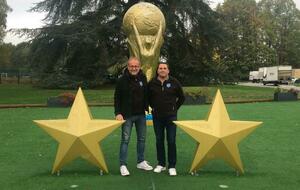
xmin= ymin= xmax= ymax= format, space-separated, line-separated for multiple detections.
xmin=128 ymin=65 xmax=140 ymax=68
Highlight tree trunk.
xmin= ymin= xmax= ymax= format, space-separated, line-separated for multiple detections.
xmin=17 ymin=70 xmax=20 ymax=84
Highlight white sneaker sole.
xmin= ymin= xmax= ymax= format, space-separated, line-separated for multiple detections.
xmin=154 ymin=167 xmax=166 ymax=173
xmin=121 ymin=173 xmax=130 ymax=176
xmin=137 ymin=166 xmax=153 ymax=171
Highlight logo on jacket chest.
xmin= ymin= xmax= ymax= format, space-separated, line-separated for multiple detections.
xmin=166 ymin=83 xmax=171 ymax=88
xmin=139 ymin=81 xmax=143 ymax=87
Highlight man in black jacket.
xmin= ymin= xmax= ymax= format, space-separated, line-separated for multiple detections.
xmin=114 ymin=57 xmax=153 ymax=176
xmin=148 ymin=62 xmax=185 ymax=176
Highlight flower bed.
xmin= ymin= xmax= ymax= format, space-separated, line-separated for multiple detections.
xmin=47 ymin=92 xmax=75 ymax=107
xmin=273 ymin=88 xmax=298 ymax=101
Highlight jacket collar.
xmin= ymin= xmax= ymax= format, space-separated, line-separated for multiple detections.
xmin=153 ymin=75 xmax=171 ymax=85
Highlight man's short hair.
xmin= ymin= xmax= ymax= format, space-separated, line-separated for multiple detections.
xmin=158 ymin=62 xmax=169 ymax=69
xmin=127 ymin=57 xmax=140 ymax=65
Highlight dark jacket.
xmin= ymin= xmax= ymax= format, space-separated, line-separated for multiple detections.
xmin=114 ymin=69 xmax=148 ymax=119
xmin=148 ymin=76 xmax=185 ymax=117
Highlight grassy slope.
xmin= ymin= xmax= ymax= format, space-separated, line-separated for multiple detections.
xmin=1 ymin=101 xmax=300 ymax=189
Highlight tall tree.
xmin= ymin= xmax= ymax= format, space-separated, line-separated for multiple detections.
xmin=28 ymin=0 xmax=225 ymax=87
xmin=0 ymin=42 xmax=14 ymax=69
xmin=5 ymin=42 xmax=30 ymax=84
xmin=0 ymin=0 xmax=11 ymax=43
xmin=160 ymin=0 xmax=225 ymax=85
xmin=257 ymin=0 xmax=300 ymax=66
xmin=216 ymin=0 xmax=274 ymax=81
xmin=29 ymin=1 xmax=129 ymax=88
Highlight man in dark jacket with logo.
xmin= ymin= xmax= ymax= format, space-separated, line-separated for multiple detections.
xmin=148 ymin=62 xmax=185 ymax=176
xmin=114 ymin=57 xmax=153 ymax=176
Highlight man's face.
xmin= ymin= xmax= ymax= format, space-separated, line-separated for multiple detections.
xmin=157 ymin=63 xmax=169 ymax=78
xmin=127 ymin=59 xmax=141 ymax=76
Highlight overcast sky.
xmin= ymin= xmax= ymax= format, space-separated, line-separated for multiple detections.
xmin=4 ymin=0 xmax=46 ymax=44
xmin=3 ymin=0 xmax=300 ymax=44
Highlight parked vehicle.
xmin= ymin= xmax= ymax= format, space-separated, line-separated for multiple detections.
xmin=291 ymin=77 xmax=298 ymax=84
xmin=249 ymin=68 xmax=265 ymax=83
xmin=262 ymin=66 xmax=292 ymax=85
xmin=294 ymin=78 xmax=300 ymax=84
xmin=292 ymin=69 xmax=300 ymax=79
xmin=249 ymin=71 xmax=259 ymax=83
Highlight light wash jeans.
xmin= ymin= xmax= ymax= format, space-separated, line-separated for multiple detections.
xmin=119 ymin=114 xmax=146 ymax=166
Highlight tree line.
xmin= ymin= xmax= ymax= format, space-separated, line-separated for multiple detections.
xmin=1 ymin=0 xmax=300 ymax=88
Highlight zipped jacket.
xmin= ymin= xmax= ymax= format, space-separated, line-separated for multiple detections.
xmin=148 ymin=76 xmax=185 ymax=117
xmin=114 ymin=69 xmax=148 ymax=119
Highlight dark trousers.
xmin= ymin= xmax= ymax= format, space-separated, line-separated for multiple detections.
xmin=153 ymin=115 xmax=177 ymax=168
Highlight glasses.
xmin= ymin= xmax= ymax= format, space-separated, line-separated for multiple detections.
xmin=128 ymin=65 xmax=140 ymax=68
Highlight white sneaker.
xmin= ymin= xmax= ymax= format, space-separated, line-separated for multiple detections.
xmin=137 ymin=161 xmax=153 ymax=171
xmin=168 ymin=168 xmax=177 ymax=176
xmin=153 ymin=165 xmax=166 ymax=173
xmin=120 ymin=165 xmax=130 ymax=176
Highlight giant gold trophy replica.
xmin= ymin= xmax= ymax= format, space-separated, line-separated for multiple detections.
xmin=174 ymin=90 xmax=262 ymax=175
xmin=34 ymin=88 xmax=124 ymax=175
xmin=123 ymin=2 xmax=166 ymax=81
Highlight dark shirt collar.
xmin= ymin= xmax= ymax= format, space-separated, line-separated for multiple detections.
xmin=156 ymin=75 xmax=170 ymax=84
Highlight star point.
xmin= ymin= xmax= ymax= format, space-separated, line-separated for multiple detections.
xmin=175 ymin=89 xmax=262 ymax=174
xmin=34 ymin=88 xmax=124 ymax=174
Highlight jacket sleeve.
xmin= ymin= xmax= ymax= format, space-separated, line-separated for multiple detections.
xmin=175 ymin=79 xmax=185 ymax=110
xmin=143 ymin=76 xmax=149 ymax=112
xmin=114 ymin=78 xmax=122 ymax=116
xmin=148 ymin=81 xmax=153 ymax=109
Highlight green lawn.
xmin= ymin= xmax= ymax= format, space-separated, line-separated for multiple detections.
xmin=0 ymin=84 xmax=276 ymax=104
xmin=184 ymin=85 xmax=275 ymax=102
xmin=1 ymin=101 xmax=300 ymax=189
xmin=0 ymin=84 xmax=114 ymax=104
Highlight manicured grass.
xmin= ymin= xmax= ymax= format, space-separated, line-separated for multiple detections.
xmin=1 ymin=101 xmax=300 ymax=189
xmin=0 ymin=84 xmax=114 ymax=104
xmin=184 ymin=85 xmax=275 ymax=102
xmin=0 ymin=84 xmax=276 ymax=104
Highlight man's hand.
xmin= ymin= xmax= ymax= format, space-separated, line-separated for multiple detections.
xmin=115 ymin=114 xmax=124 ymax=121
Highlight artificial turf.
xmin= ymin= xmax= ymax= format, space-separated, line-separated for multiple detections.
xmin=0 ymin=101 xmax=300 ymax=189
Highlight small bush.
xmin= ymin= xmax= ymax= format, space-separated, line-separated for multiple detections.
xmin=184 ymin=87 xmax=210 ymax=99
xmin=47 ymin=92 xmax=75 ymax=107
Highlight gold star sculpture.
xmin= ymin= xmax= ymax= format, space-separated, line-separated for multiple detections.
xmin=34 ymin=88 xmax=124 ymax=174
xmin=174 ymin=90 xmax=262 ymax=174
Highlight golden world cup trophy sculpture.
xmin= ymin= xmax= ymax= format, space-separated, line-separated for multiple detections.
xmin=123 ymin=2 xmax=166 ymax=81
xmin=123 ymin=2 xmax=166 ymax=126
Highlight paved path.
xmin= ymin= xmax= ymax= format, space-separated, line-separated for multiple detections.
xmin=238 ymin=82 xmax=300 ymax=91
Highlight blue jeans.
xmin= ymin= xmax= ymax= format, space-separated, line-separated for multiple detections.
xmin=119 ymin=114 xmax=146 ymax=166
xmin=153 ymin=115 xmax=177 ymax=168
